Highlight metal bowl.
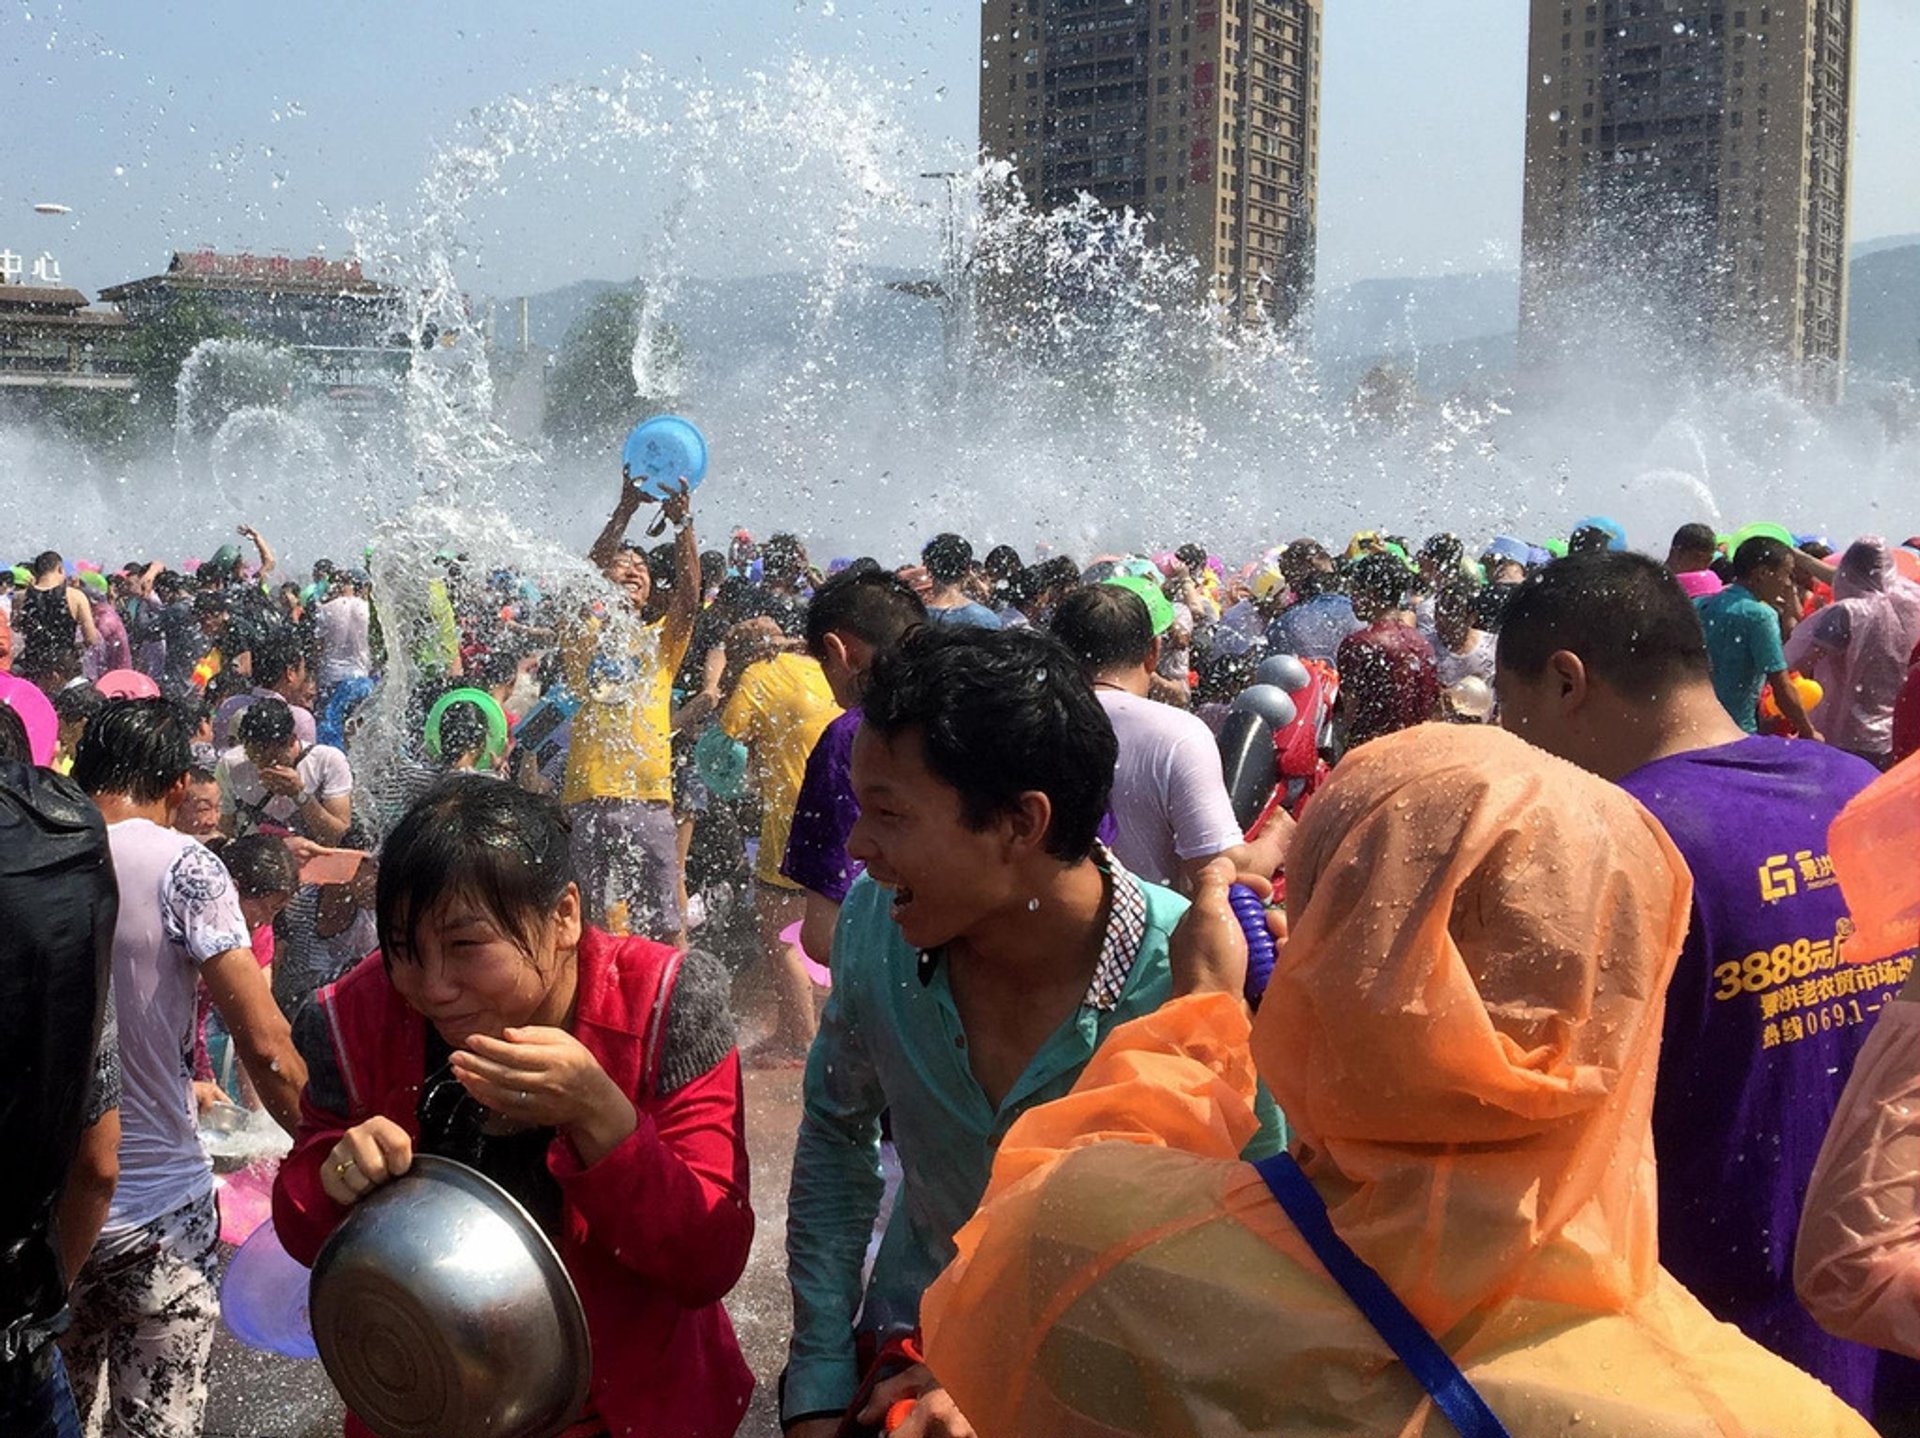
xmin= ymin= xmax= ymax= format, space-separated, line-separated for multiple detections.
xmin=309 ymin=1154 xmax=591 ymax=1438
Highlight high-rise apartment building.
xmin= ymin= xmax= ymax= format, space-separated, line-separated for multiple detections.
xmin=979 ymin=0 xmax=1323 ymax=327
xmin=1520 ymin=1 xmax=1856 ymax=388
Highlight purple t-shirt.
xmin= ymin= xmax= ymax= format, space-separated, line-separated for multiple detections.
xmin=1620 ymin=735 xmax=1897 ymax=1414
xmin=782 ymin=707 xmax=864 ymax=903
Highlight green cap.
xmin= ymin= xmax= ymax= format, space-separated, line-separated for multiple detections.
xmin=1103 ymin=574 xmax=1177 ymax=637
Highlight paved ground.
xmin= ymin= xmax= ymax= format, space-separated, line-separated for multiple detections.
xmin=204 ymin=968 xmax=806 ymax=1438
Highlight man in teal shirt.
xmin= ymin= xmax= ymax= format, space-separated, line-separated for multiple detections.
xmin=780 ymin=625 xmax=1284 ymax=1437
xmin=1696 ymin=537 xmax=1819 ymax=740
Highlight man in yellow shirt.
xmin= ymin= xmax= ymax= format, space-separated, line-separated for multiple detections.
xmin=717 ymin=628 xmax=840 ymax=1061
xmin=561 ymin=475 xmax=697 ymax=945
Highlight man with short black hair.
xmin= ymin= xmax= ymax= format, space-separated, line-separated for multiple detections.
xmin=1496 ymin=552 xmax=1899 ymax=1422
xmin=1667 ymin=524 xmax=1726 ymax=600
xmin=919 ymin=534 xmax=1000 ymax=629
xmin=216 ymin=698 xmax=352 ymax=844
xmin=779 ymin=624 xmax=1282 ymax=1437
xmin=61 ymin=699 xmax=306 ymax=1438
xmin=783 ymin=567 xmax=927 ymax=962
xmin=1698 ymin=537 xmax=1819 ymax=739
xmin=211 ymin=627 xmax=318 ymax=748
xmin=1051 ymin=584 xmax=1286 ymax=890
xmin=13 ymin=552 xmax=97 ymax=694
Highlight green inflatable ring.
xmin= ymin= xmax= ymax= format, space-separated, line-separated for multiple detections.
xmin=425 ymin=688 xmax=510 ymax=765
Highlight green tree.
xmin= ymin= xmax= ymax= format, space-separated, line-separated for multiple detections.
xmin=124 ymin=293 xmax=243 ymax=423
xmin=543 ymin=286 xmax=684 ymax=454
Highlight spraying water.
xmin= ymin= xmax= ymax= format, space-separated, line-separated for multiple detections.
xmin=1 ymin=53 xmax=1913 ymax=568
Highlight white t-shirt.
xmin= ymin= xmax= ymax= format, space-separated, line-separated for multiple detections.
xmin=1098 ymin=689 xmax=1246 ymax=887
xmin=315 ymin=595 xmax=372 ymax=688
xmin=104 ymin=819 xmax=252 ymax=1234
xmin=217 ymin=742 xmax=353 ymax=837
xmin=1435 ymin=630 xmax=1498 ymax=689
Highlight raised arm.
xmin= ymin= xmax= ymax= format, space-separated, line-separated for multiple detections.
xmin=240 ymin=524 xmax=276 ymax=580
xmin=588 ymin=473 xmax=646 ymax=571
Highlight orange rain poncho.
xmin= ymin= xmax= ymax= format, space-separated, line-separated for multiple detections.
xmin=921 ymin=724 xmax=1876 ymax=1437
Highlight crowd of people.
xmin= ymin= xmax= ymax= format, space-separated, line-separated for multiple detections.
xmin=4 ymin=475 xmax=1920 ymax=1438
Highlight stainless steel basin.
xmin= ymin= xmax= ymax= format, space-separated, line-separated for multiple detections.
xmin=309 ymin=1154 xmax=591 ymax=1438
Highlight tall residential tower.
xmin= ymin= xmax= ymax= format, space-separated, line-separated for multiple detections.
xmin=979 ymin=0 xmax=1323 ymax=327
xmin=1520 ymin=1 xmax=1856 ymax=390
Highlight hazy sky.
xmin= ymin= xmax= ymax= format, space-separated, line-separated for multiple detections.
xmin=5 ymin=0 xmax=1917 ymax=295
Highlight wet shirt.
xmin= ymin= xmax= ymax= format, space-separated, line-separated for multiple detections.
xmin=781 ymin=855 xmax=1286 ymax=1423
xmin=216 ymin=742 xmax=353 ymax=838
xmin=1098 ymin=688 xmax=1246 ymax=887
xmin=103 ymin=819 xmax=252 ymax=1234
xmin=1266 ymin=592 xmax=1362 ymax=661
xmin=1621 ymin=736 xmax=1896 ymax=1413
xmin=719 ymin=652 xmax=840 ymax=888
xmin=560 ymin=611 xmax=688 ymax=806
xmin=924 ymin=601 xmax=1002 ymax=630
xmin=1336 ymin=621 xmax=1439 ymax=748
xmin=1698 ymin=584 xmax=1786 ymax=731
xmin=781 ymin=706 xmax=863 ymax=903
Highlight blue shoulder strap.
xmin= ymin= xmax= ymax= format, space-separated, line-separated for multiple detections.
xmin=1253 ymin=1152 xmax=1514 ymax=1438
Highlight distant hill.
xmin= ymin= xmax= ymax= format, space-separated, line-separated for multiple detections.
xmin=1849 ymin=242 xmax=1920 ymax=382
xmin=494 ymin=237 xmax=1918 ymax=394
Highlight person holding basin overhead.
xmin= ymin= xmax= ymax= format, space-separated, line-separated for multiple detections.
xmin=271 ymin=777 xmax=754 ymax=1438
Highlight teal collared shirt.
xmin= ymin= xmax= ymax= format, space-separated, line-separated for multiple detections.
xmin=781 ymin=859 xmax=1286 ymax=1422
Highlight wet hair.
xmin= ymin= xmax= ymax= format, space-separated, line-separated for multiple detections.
xmin=1732 ymin=535 xmax=1792 ymax=581
xmin=1049 ymin=584 xmax=1155 ymax=672
xmin=250 ymin=628 xmax=304 ymax=687
xmin=1347 ymin=553 xmax=1412 ymax=611
xmin=922 ymin=533 xmax=974 ymax=586
xmin=186 ymin=764 xmax=218 ymax=788
xmin=1175 ymin=543 xmax=1209 ymax=575
xmin=193 ymin=589 xmax=229 ymax=618
xmin=0 ymin=703 xmax=30 ymax=763
xmin=377 ymin=777 xmax=577 ymax=966
xmin=153 ymin=570 xmax=189 ymax=601
xmin=860 ymin=624 xmax=1115 ymax=863
xmin=804 ymin=567 xmax=927 ymax=658
xmin=762 ymin=533 xmax=807 ymax=583
xmin=72 ymin=698 xmax=193 ymax=802
xmin=236 ymin=698 xmax=296 ymax=750
xmin=53 ymin=683 xmax=106 ymax=728
xmin=698 ymin=549 xmax=726 ymax=590
xmin=646 ymin=542 xmax=677 ymax=589
xmin=983 ymin=545 xmax=1024 ymax=584
xmin=1196 ymin=646 xmax=1259 ymax=705
xmin=1496 ymin=553 xmax=1711 ymax=691
xmin=1418 ymin=533 xmax=1464 ymax=570
xmin=220 ymin=832 xmax=299 ymax=901
xmin=437 ymin=701 xmax=492 ymax=763
xmin=32 ymin=551 xmax=64 ymax=579
xmin=1670 ymin=523 xmax=1718 ymax=556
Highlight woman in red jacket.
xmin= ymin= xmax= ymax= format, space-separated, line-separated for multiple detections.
xmin=272 ymin=777 xmax=754 ymax=1438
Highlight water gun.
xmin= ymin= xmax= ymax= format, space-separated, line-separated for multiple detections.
xmin=1759 ymin=672 xmax=1823 ymax=736
xmin=834 ymin=1331 xmax=925 ymax=1438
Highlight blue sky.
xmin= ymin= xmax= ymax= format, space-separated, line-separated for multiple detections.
xmin=5 ymin=0 xmax=1917 ymax=296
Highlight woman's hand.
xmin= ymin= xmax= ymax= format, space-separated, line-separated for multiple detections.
xmin=321 ymin=1116 xmax=415 ymax=1206
xmin=454 ymin=1027 xmax=638 ymax=1166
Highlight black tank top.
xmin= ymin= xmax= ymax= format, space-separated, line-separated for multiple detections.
xmin=14 ymin=584 xmax=78 ymax=676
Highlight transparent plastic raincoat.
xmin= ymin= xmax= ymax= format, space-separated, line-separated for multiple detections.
xmin=921 ymin=724 xmax=1876 ymax=1437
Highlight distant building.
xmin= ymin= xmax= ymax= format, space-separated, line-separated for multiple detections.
xmin=1520 ymin=1 xmax=1855 ymax=392
xmin=978 ymin=0 xmax=1323 ymax=327
xmin=0 ymin=271 xmax=133 ymax=397
xmin=100 ymin=250 xmax=409 ymax=392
